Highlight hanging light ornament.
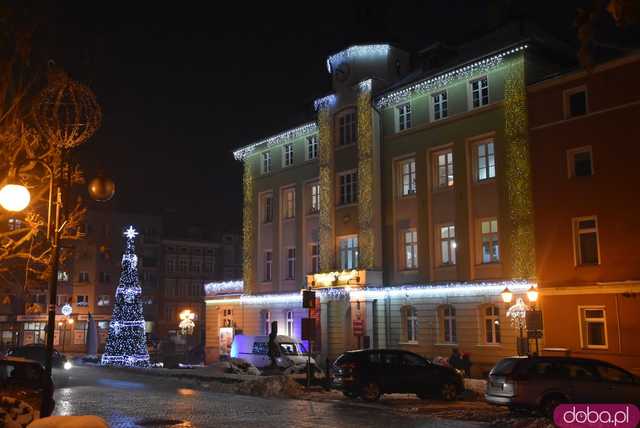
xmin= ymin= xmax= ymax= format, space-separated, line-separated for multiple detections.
xmin=506 ymin=297 xmax=530 ymax=330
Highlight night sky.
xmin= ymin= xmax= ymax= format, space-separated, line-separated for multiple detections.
xmin=33 ymin=1 xmax=595 ymax=237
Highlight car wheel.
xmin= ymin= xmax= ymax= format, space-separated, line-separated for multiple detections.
xmin=342 ymin=390 xmax=358 ymax=399
xmin=360 ymin=382 xmax=381 ymax=402
xmin=439 ymin=382 xmax=458 ymax=401
xmin=541 ymin=394 xmax=566 ymax=418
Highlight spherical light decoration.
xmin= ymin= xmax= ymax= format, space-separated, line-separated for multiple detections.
xmin=61 ymin=303 xmax=72 ymax=317
xmin=0 ymin=183 xmax=31 ymax=212
xmin=32 ymin=71 xmax=102 ymax=149
xmin=88 ymin=176 xmax=115 ymax=202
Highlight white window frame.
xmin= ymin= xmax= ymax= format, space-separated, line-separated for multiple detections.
xmin=285 ymin=247 xmax=296 ymax=280
xmin=431 ymin=90 xmax=448 ymax=121
xmin=563 ymin=85 xmax=589 ymax=119
xmin=338 ymin=170 xmax=358 ymax=205
xmin=480 ymin=218 xmax=500 ymax=264
xmin=403 ymin=229 xmax=418 ymax=270
xmin=439 ymin=224 xmax=456 ymax=266
xmin=400 ymin=158 xmax=416 ymax=196
xmin=261 ymin=151 xmax=272 ymax=175
xmin=338 ymin=110 xmax=357 ymax=146
xmin=97 ymin=294 xmax=111 ymax=307
xmin=262 ymin=310 xmax=271 ymax=335
xmin=440 ymin=305 xmax=457 ymax=344
xmin=306 ymin=135 xmax=318 ymax=160
xmin=435 ymin=149 xmax=454 ymax=189
xmin=286 ymin=311 xmax=294 ymax=337
xmin=310 ymin=183 xmax=320 ymax=214
xmin=402 ymin=306 xmax=418 ymax=343
xmin=483 ymin=305 xmax=501 ymax=344
xmin=282 ymin=188 xmax=295 ymax=219
xmin=263 ymin=194 xmax=273 ymax=223
xmin=396 ymin=103 xmax=412 ymax=132
xmin=476 ymin=141 xmax=496 ymax=182
xmin=76 ymin=295 xmax=89 ymax=307
xmin=469 ymin=76 xmax=489 ymax=109
xmin=310 ymin=242 xmax=320 ymax=274
xmin=264 ymin=250 xmax=272 ymax=282
xmin=283 ymin=143 xmax=294 ymax=167
xmin=339 ymin=235 xmax=359 ymax=270
xmin=567 ymin=146 xmax=594 ymax=178
xmin=573 ymin=216 xmax=601 ymax=266
xmin=578 ymin=306 xmax=608 ymax=349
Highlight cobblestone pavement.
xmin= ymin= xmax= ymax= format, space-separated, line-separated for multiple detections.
xmin=53 ymin=366 xmax=490 ymax=428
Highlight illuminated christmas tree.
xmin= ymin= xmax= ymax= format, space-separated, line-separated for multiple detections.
xmin=101 ymin=226 xmax=150 ymax=367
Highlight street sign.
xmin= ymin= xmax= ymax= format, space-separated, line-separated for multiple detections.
xmin=352 ymin=319 xmax=364 ymax=336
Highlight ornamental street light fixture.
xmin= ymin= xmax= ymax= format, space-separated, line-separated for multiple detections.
xmin=505 ymin=285 xmax=541 ymax=356
xmin=501 ymin=287 xmax=513 ymax=304
xmin=0 ymin=183 xmax=31 ymax=212
xmin=526 ymin=285 xmax=539 ymax=303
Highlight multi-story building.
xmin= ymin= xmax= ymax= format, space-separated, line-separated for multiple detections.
xmin=529 ymin=53 xmax=640 ymax=372
xmin=205 ymin=23 xmax=571 ymax=374
xmin=158 ymin=238 xmax=220 ymax=346
xmin=221 ymin=233 xmax=242 ymax=280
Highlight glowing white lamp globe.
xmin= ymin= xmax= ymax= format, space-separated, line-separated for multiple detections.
xmin=0 ymin=183 xmax=30 ymax=212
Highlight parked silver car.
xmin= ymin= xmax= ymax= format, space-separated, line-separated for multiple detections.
xmin=485 ymin=356 xmax=640 ymax=416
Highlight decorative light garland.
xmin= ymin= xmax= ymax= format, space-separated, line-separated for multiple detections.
xmin=233 ymin=122 xmax=317 ymax=160
xmin=242 ymin=163 xmax=255 ymax=294
xmin=375 ymin=45 xmax=528 ymax=109
xmin=318 ymin=107 xmax=335 ymax=272
xmin=506 ymin=297 xmax=530 ymax=329
xmin=205 ymin=280 xmax=536 ymax=305
xmin=101 ymin=226 xmax=150 ymax=368
xmin=204 ymin=280 xmax=244 ymax=296
xmin=357 ymin=79 xmax=375 ymax=269
xmin=503 ymin=54 xmax=535 ymax=278
xmin=313 ymin=94 xmax=337 ymax=111
xmin=326 ymin=44 xmax=391 ymax=73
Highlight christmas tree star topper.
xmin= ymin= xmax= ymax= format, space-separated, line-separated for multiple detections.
xmin=124 ymin=226 xmax=138 ymax=239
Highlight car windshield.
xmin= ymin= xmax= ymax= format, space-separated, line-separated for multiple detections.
xmin=278 ymin=343 xmax=299 ymax=356
xmin=491 ymin=358 xmax=520 ymax=376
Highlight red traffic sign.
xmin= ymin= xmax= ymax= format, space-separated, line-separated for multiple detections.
xmin=352 ymin=319 xmax=364 ymax=336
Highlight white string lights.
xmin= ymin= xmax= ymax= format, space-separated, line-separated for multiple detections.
xmin=204 ymin=280 xmax=244 ymax=296
xmin=326 ymin=44 xmax=391 ymax=73
xmin=375 ymin=45 xmax=528 ymax=109
xmin=233 ymin=122 xmax=318 ymax=160
xmin=101 ymin=226 xmax=150 ymax=368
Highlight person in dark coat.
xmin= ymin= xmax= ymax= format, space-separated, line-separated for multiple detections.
xmin=448 ymin=348 xmax=463 ymax=371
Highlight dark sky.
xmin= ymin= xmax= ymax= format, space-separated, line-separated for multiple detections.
xmin=36 ymin=1 xmax=593 ymax=236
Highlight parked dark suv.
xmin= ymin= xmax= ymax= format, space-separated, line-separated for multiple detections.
xmin=331 ymin=349 xmax=464 ymax=402
xmin=486 ymin=356 xmax=640 ymax=416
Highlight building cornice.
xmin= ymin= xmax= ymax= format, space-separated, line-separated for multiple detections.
xmin=233 ymin=122 xmax=318 ymax=161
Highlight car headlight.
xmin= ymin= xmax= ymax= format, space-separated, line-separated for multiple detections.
xmin=64 ymin=361 xmax=72 ymax=370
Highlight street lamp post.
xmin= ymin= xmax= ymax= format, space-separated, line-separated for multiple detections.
xmin=179 ymin=309 xmax=196 ymax=365
xmin=502 ymin=285 xmax=541 ymax=356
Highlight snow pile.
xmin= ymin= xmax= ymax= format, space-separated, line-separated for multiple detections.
xmin=28 ymin=415 xmax=109 ymax=428
xmin=234 ymin=375 xmax=303 ymax=398
xmin=0 ymin=396 xmax=35 ymax=428
xmin=226 ymin=358 xmax=261 ymax=376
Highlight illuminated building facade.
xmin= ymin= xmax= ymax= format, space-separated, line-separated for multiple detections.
xmin=205 ymin=23 xmax=579 ymax=375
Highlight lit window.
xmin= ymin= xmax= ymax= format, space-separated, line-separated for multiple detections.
xmin=97 ymin=295 xmax=111 ymax=307
xmin=262 ymin=152 xmax=272 ymax=175
xmin=440 ymin=225 xmax=456 ymax=265
xmin=484 ymin=305 xmax=501 ymax=344
xmin=564 ymin=86 xmax=588 ymax=118
xmin=441 ymin=305 xmax=457 ymax=344
xmin=338 ymin=171 xmax=358 ymax=205
xmin=580 ymin=307 xmax=607 ymax=348
xmin=283 ymin=188 xmax=295 ymax=219
xmin=567 ymin=147 xmax=593 ymax=178
xmin=574 ymin=217 xmax=599 ymax=265
xmin=436 ymin=150 xmax=454 ymax=189
xmin=263 ymin=195 xmax=273 ymax=223
xmin=8 ymin=218 xmax=23 ymax=231
xmin=481 ymin=219 xmax=499 ymax=263
xmin=339 ymin=236 xmax=358 ymax=270
xmin=286 ymin=248 xmax=296 ymax=280
xmin=403 ymin=230 xmax=418 ymax=270
xmin=310 ymin=243 xmax=320 ymax=274
xmin=283 ymin=144 xmax=294 ymax=167
xmin=402 ymin=306 xmax=418 ymax=342
xmin=76 ymin=295 xmax=89 ymax=307
xmin=400 ymin=158 xmax=416 ymax=196
xmin=310 ymin=183 xmax=320 ymax=213
xmin=476 ymin=141 xmax=495 ymax=181
xmin=432 ymin=91 xmax=448 ymax=120
xmin=307 ymin=135 xmax=318 ymax=160
xmin=338 ymin=111 xmax=357 ymax=146
xmin=470 ymin=77 xmax=489 ymax=108
xmin=264 ymin=251 xmax=272 ymax=282
xmin=286 ymin=311 xmax=294 ymax=337
xmin=397 ymin=103 xmax=411 ymax=131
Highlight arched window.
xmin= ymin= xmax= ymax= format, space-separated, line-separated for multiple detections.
xmin=484 ymin=305 xmax=501 ymax=344
xmin=440 ymin=305 xmax=457 ymax=344
xmin=401 ymin=306 xmax=418 ymax=343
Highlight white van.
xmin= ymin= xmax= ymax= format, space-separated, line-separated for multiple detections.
xmin=230 ymin=335 xmax=317 ymax=372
